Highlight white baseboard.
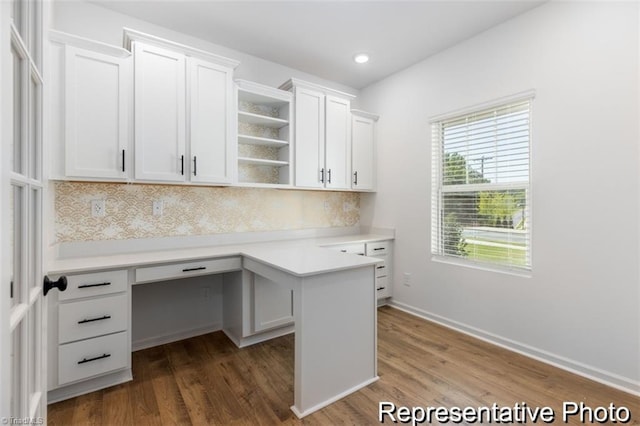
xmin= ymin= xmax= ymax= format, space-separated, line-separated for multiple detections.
xmin=222 ymin=324 xmax=294 ymax=349
xmin=48 ymin=369 xmax=133 ymax=403
xmin=132 ymin=324 xmax=222 ymax=352
xmin=388 ymin=301 xmax=640 ymax=397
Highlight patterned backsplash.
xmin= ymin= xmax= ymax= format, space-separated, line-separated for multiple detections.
xmin=54 ymin=182 xmax=360 ymax=243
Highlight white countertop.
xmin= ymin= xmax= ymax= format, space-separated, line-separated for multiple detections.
xmin=48 ymin=233 xmax=392 ymax=277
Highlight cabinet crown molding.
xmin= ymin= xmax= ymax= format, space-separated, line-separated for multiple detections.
xmin=236 ymin=79 xmax=293 ymax=102
xmin=49 ymin=30 xmax=131 ymax=58
xmin=122 ymin=28 xmax=240 ymax=69
xmin=351 ymin=109 xmax=380 ymax=121
xmin=279 ymin=78 xmax=356 ymax=100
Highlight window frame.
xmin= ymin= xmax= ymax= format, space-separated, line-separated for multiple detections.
xmin=430 ymin=92 xmax=535 ymax=274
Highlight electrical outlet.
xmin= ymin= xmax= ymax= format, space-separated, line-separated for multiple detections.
xmin=91 ymin=199 xmax=105 ymax=217
xmin=152 ymin=200 xmax=164 ymax=216
xmin=403 ymin=272 xmax=412 ymax=287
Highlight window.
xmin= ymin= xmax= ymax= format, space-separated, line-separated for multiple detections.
xmin=431 ymin=96 xmax=532 ymax=271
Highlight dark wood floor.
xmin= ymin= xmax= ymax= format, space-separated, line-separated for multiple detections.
xmin=49 ymin=306 xmax=640 ymax=425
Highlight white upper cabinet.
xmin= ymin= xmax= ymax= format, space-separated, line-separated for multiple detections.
xmin=280 ymin=79 xmax=355 ymax=190
xmin=351 ymin=110 xmax=379 ymax=191
xmin=293 ymin=87 xmax=325 ymax=188
xmin=50 ymin=32 xmax=132 ymax=181
xmin=324 ymin=95 xmax=351 ymax=189
xmin=133 ymin=42 xmax=186 ymax=182
xmin=125 ymin=29 xmax=239 ymax=184
xmin=189 ymin=58 xmax=234 ymax=184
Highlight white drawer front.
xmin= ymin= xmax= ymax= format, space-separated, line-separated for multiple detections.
xmin=59 ymin=270 xmax=128 ymax=301
xmin=134 ymin=257 xmax=241 ymax=283
xmin=58 ymin=331 xmax=128 ymax=386
xmin=376 ymin=276 xmax=391 ymax=299
xmin=328 ymin=243 xmax=365 ymax=255
xmin=366 ymin=241 xmax=390 ymax=256
xmin=58 ymin=293 xmax=128 ymax=344
xmin=375 ymin=257 xmax=388 ymax=278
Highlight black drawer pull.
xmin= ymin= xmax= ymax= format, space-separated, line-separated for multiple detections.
xmin=340 ymin=249 xmax=347 ymax=253
xmin=373 ymin=247 xmax=385 ymax=251
xmin=376 ymin=265 xmax=386 ymax=269
xmin=182 ymin=266 xmax=206 ymax=272
xmin=78 ymin=315 xmax=111 ymax=324
xmin=78 ymin=282 xmax=111 ymax=289
xmin=78 ymin=353 xmax=111 ymax=365
xmin=377 ymin=287 xmax=386 ymax=291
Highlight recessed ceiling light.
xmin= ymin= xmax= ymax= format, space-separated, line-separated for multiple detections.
xmin=353 ymin=53 xmax=369 ymax=64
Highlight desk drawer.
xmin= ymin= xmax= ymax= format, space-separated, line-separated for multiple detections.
xmin=134 ymin=257 xmax=241 ymax=283
xmin=58 ymin=293 xmax=128 ymax=344
xmin=58 ymin=331 xmax=128 ymax=386
xmin=60 ymin=270 xmax=128 ymax=301
xmin=328 ymin=243 xmax=365 ymax=255
xmin=375 ymin=257 xmax=388 ymax=278
xmin=376 ymin=276 xmax=389 ymax=293
xmin=366 ymin=241 xmax=390 ymax=256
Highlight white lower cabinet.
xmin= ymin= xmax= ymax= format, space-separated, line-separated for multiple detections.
xmin=58 ymin=331 xmax=129 ymax=386
xmin=222 ymin=270 xmax=294 ymax=347
xmin=325 ymin=239 xmax=393 ymax=301
xmin=252 ymin=274 xmax=293 ymax=333
xmin=48 ymin=269 xmax=131 ymax=401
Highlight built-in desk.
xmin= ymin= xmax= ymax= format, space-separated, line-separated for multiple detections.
xmin=47 ymin=232 xmax=391 ymax=417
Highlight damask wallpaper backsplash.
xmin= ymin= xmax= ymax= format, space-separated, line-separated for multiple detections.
xmin=54 ymin=182 xmax=360 ymax=243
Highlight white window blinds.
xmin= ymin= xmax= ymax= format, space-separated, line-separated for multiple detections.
xmin=431 ymin=97 xmax=532 ymax=271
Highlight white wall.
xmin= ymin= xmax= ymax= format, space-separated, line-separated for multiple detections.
xmin=51 ymin=0 xmax=358 ymax=95
xmin=359 ymin=1 xmax=640 ymax=391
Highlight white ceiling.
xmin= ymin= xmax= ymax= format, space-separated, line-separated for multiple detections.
xmin=92 ymin=1 xmax=544 ymax=90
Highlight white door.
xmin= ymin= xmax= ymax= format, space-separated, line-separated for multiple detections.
xmin=134 ymin=42 xmax=186 ymax=182
xmin=189 ymin=57 xmax=233 ymax=184
xmin=64 ymin=46 xmax=131 ymax=180
xmin=324 ymin=95 xmax=351 ymax=190
xmin=2 ymin=0 xmax=47 ymax=420
xmin=252 ymin=274 xmax=293 ymax=333
xmin=351 ymin=114 xmax=376 ymax=190
xmin=294 ymin=87 xmax=325 ymax=188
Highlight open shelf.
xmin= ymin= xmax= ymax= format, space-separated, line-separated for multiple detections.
xmin=238 ymin=134 xmax=289 ymax=148
xmin=238 ymin=111 xmax=289 ymax=128
xmin=238 ymin=157 xmax=289 ymax=167
xmin=236 ymin=79 xmax=293 ymax=186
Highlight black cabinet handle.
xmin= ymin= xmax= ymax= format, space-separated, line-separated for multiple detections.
xmin=122 ymin=149 xmax=126 ymax=172
xmin=43 ymin=276 xmax=67 ymax=296
xmin=327 ymin=168 xmax=332 ymax=184
xmin=77 ymin=282 xmax=111 ymax=289
xmin=180 ymin=155 xmax=184 ymax=175
xmin=320 ymin=168 xmax=325 ymax=183
xmin=340 ymin=249 xmax=347 ymax=253
xmin=193 ymin=156 xmax=197 ymax=176
xmin=354 ymin=171 xmax=358 ymax=185
xmin=182 ymin=266 xmax=206 ymax=272
xmin=376 ymin=265 xmax=386 ymax=270
xmin=78 ymin=353 xmax=111 ymax=365
xmin=78 ymin=315 xmax=111 ymax=324
xmin=374 ymin=247 xmax=385 ymax=251
xmin=377 ymin=287 xmax=386 ymax=291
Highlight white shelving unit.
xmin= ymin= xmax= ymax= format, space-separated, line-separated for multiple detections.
xmin=236 ymin=80 xmax=292 ymax=186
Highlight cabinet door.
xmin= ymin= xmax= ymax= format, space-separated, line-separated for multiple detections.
xmin=64 ymin=46 xmax=130 ymax=179
xmin=189 ymin=58 xmax=234 ymax=184
xmin=252 ymin=274 xmax=293 ymax=333
xmin=351 ymin=115 xmax=375 ymax=190
xmin=134 ymin=42 xmax=186 ymax=182
xmin=294 ymin=87 xmax=325 ymax=188
xmin=324 ymin=95 xmax=351 ymax=190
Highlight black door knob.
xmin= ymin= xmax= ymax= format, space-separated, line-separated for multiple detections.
xmin=43 ymin=276 xmax=67 ymax=296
